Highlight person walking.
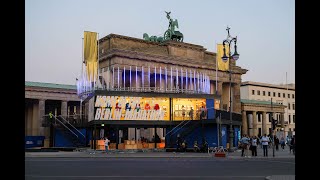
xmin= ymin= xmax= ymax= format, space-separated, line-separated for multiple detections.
xmin=274 ymin=135 xmax=279 ymax=151
xmin=104 ymin=137 xmax=110 ymax=153
xmin=240 ymin=135 xmax=250 ymax=157
xmin=189 ymin=107 xmax=194 ymax=120
xmin=280 ymin=137 xmax=285 ymax=150
xmin=181 ymin=105 xmax=186 ymax=120
xmin=261 ymin=134 xmax=270 ymax=157
xmin=290 ymin=135 xmax=295 ymax=155
xmin=250 ymin=136 xmax=258 ymax=156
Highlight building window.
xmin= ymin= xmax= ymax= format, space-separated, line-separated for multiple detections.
xmin=263 ymin=91 xmax=266 ymax=96
xmin=252 ymin=90 xmax=255 ymax=95
xmin=258 ymin=114 xmax=261 ymax=122
xmin=292 ymin=94 xmax=294 ymax=99
xmin=273 ymin=92 xmax=276 ymax=97
xmin=289 ymin=115 xmax=291 ymax=124
xmin=293 ymin=104 xmax=295 ymax=110
xmin=278 ymin=93 xmax=281 ymax=97
xmin=288 ymin=103 xmax=290 ymax=110
xmin=257 ymin=90 xmax=260 ymax=95
xmin=288 ymin=94 xmax=290 ymax=98
xmin=283 ymin=93 xmax=285 ymax=98
xmin=268 ymin=92 xmax=271 ymax=96
xmin=293 ymin=128 xmax=295 ymax=131
xmin=289 ymin=128 xmax=291 ymax=131
xmin=293 ymin=115 xmax=295 ymax=123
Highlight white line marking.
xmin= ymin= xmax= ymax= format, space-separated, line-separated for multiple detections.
xmin=25 ymin=175 xmax=266 ymax=178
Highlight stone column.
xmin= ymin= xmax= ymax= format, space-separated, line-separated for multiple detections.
xmin=252 ymin=111 xmax=257 ymax=137
xmin=281 ymin=113 xmax=285 ymax=128
xmin=241 ymin=110 xmax=248 ymax=135
xmin=39 ymin=99 xmax=45 ymax=136
xmin=233 ymin=83 xmax=241 ymax=113
xmin=217 ymin=81 xmax=223 ymax=95
xmin=27 ymin=105 xmax=33 ymax=136
xmin=210 ymin=81 xmax=215 ymax=94
xmin=114 ymin=69 xmax=123 ymax=89
xmin=247 ymin=114 xmax=252 ymax=136
xmin=262 ymin=112 xmax=267 ymax=135
xmin=61 ymin=101 xmax=68 ymax=119
xmin=143 ymin=67 xmax=150 ymax=90
xmin=32 ymin=102 xmax=39 ymax=136
xmin=132 ymin=71 xmax=141 ymax=91
xmin=159 ymin=75 xmax=166 ymax=92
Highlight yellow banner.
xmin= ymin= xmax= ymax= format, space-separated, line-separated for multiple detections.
xmin=84 ymin=31 xmax=98 ymax=81
xmin=217 ymin=44 xmax=229 ymax=71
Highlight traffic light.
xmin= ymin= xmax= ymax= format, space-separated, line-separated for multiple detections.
xmin=272 ymin=118 xmax=278 ymax=130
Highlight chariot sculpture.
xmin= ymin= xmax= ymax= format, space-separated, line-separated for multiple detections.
xmin=143 ymin=11 xmax=184 ymax=43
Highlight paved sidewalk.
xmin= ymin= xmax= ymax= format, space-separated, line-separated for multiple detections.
xmin=25 ymin=146 xmax=295 ymax=159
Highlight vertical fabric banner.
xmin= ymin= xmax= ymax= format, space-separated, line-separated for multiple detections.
xmin=217 ymin=44 xmax=230 ymax=71
xmin=84 ymin=31 xmax=98 ymax=82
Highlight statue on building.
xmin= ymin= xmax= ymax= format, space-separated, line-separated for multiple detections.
xmin=143 ymin=11 xmax=184 ymax=43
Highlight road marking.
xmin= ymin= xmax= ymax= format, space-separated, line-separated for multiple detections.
xmin=256 ymin=160 xmax=295 ymax=164
xmin=25 ymin=175 xmax=266 ymax=178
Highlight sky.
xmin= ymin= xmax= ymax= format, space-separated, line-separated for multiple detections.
xmin=25 ymin=0 xmax=294 ymax=86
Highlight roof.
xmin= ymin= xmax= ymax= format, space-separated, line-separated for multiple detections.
xmin=241 ymin=81 xmax=295 ymax=91
xmin=241 ymin=99 xmax=282 ymax=106
xmin=25 ymin=81 xmax=77 ymax=90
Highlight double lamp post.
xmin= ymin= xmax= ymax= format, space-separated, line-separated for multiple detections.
xmin=221 ymin=26 xmax=239 ymax=149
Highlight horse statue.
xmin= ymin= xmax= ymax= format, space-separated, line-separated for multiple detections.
xmin=164 ymin=11 xmax=183 ymax=42
xmin=143 ymin=33 xmax=164 ymax=43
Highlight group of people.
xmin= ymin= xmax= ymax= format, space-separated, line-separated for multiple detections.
xmin=240 ymin=134 xmax=295 ymax=157
xmin=176 ymin=134 xmax=209 ymax=153
xmin=180 ymin=106 xmax=206 ymax=121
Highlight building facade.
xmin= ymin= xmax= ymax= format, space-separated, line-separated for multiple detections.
xmin=25 ymin=81 xmax=81 ymax=148
xmin=240 ymin=81 xmax=295 ymax=137
xmin=78 ymin=33 xmax=247 ymax=150
xmin=25 ymin=33 xmax=248 ymax=149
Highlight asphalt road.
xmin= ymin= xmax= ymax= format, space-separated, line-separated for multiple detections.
xmin=25 ymin=157 xmax=295 ymax=180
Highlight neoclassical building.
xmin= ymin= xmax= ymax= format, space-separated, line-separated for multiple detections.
xmin=240 ymin=81 xmax=295 ymax=138
xmin=77 ymin=33 xmax=247 ymax=149
xmin=25 ymin=81 xmax=81 ymax=147
xmin=25 ymin=33 xmax=248 ymax=149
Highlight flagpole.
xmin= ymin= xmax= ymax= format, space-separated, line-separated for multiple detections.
xmin=215 ymin=42 xmax=218 ymax=94
xmin=80 ymin=37 xmax=84 ymax=122
xmin=97 ymin=33 xmax=99 ymax=89
xmin=286 ymin=72 xmax=288 ymax=137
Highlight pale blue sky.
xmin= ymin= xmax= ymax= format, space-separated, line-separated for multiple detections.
xmin=25 ymin=0 xmax=294 ymax=85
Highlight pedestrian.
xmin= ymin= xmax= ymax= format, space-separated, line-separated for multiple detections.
xmin=280 ymin=137 xmax=285 ymax=150
xmin=200 ymin=106 xmax=205 ymax=120
xmin=250 ymin=136 xmax=258 ymax=156
xmin=49 ymin=111 xmax=53 ymax=121
xmin=274 ymin=135 xmax=279 ymax=151
xmin=181 ymin=105 xmax=186 ymax=120
xmin=193 ymin=140 xmax=200 ymax=152
xmin=261 ymin=134 xmax=270 ymax=157
xmin=104 ymin=137 xmax=110 ymax=153
xmin=290 ymin=135 xmax=295 ymax=155
xmin=240 ymin=134 xmax=250 ymax=157
xmin=189 ymin=107 xmax=194 ymax=120
xmin=176 ymin=134 xmax=182 ymax=152
xmin=73 ymin=112 xmax=77 ymax=125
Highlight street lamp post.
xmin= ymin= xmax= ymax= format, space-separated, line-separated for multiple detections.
xmin=221 ymin=26 xmax=240 ymax=150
